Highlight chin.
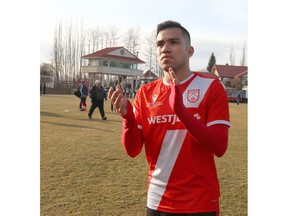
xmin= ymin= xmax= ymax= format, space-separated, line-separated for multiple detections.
xmin=161 ymin=64 xmax=174 ymax=72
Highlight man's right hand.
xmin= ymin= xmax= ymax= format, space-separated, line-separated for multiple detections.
xmin=108 ymin=85 xmax=128 ymax=116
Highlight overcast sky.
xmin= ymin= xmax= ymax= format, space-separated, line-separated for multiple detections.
xmin=40 ymin=0 xmax=247 ymax=71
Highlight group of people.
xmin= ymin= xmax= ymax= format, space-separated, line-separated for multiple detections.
xmin=78 ymin=80 xmax=107 ymax=120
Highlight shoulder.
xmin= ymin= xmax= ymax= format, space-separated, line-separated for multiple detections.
xmin=193 ymin=72 xmax=224 ymax=88
xmin=139 ymin=79 xmax=162 ymax=91
xmin=193 ymin=72 xmax=218 ymax=79
xmin=135 ymin=79 xmax=168 ymax=103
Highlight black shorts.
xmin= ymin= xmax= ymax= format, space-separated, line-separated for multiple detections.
xmin=146 ymin=207 xmax=216 ymax=216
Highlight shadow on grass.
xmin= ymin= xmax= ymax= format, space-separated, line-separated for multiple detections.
xmin=40 ymin=111 xmax=64 ymax=118
xmin=41 ymin=120 xmax=120 ymax=132
xmin=40 ymin=120 xmax=96 ymax=129
xmin=40 ymin=111 xmax=122 ymax=124
xmin=79 ymin=118 xmax=122 ymax=124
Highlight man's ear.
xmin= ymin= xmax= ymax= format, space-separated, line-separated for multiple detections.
xmin=188 ymin=46 xmax=194 ymax=57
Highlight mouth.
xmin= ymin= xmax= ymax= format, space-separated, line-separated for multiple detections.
xmin=161 ymin=55 xmax=173 ymax=61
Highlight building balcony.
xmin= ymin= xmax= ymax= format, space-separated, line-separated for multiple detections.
xmin=81 ymin=65 xmax=143 ymax=77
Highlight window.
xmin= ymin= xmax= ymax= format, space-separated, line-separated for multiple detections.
xmin=110 ymin=61 xmax=118 ymax=67
xmin=98 ymin=60 xmax=107 ymax=66
xmin=110 ymin=61 xmax=132 ymax=69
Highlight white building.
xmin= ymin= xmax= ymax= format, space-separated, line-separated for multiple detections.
xmin=81 ymin=46 xmax=145 ymax=90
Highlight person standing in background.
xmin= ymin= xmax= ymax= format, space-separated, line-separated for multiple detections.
xmin=42 ymin=83 xmax=47 ymax=96
xmin=79 ymin=81 xmax=88 ymax=111
xmin=88 ymin=80 xmax=107 ymax=120
xmin=236 ymin=91 xmax=241 ymax=105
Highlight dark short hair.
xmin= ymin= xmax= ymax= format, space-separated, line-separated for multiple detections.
xmin=156 ymin=20 xmax=191 ymax=45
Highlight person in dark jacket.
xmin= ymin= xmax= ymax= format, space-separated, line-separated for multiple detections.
xmin=43 ymin=83 xmax=47 ymax=95
xmin=88 ymin=80 xmax=107 ymax=120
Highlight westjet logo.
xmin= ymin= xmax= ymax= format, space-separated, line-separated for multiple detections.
xmin=147 ymin=114 xmax=180 ymax=125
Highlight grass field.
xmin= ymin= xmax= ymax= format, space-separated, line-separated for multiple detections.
xmin=40 ymin=95 xmax=247 ymax=216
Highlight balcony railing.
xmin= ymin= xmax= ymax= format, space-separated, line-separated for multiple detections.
xmin=81 ymin=66 xmax=143 ymax=77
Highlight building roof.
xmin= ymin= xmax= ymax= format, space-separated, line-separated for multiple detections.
xmin=143 ymin=70 xmax=158 ymax=79
xmin=212 ymin=65 xmax=248 ymax=78
xmin=192 ymin=71 xmax=219 ymax=79
xmin=81 ymin=46 xmax=145 ymax=64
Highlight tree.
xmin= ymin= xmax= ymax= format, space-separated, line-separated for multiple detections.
xmin=86 ymin=26 xmax=102 ymax=53
xmin=52 ymin=19 xmax=86 ymax=86
xmin=240 ymin=41 xmax=247 ymax=66
xmin=50 ymin=21 xmax=152 ymax=84
xmin=144 ymin=31 xmax=154 ymax=70
xmin=40 ymin=63 xmax=53 ymax=76
xmin=40 ymin=63 xmax=54 ymax=83
xmin=231 ymin=77 xmax=243 ymax=90
xmin=78 ymin=20 xmax=85 ymax=80
xmin=206 ymin=52 xmax=216 ymax=72
xmin=144 ymin=30 xmax=162 ymax=78
xmin=104 ymin=25 xmax=120 ymax=47
xmin=123 ymin=27 xmax=141 ymax=55
xmin=229 ymin=45 xmax=235 ymax=65
xmin=52 ymin=22 xmax=63 ymax=84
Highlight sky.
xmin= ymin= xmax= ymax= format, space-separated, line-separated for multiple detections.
xmin=40 ymin=0 xmax=248 ymax=71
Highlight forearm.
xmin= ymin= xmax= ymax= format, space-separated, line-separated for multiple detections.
xmin=169 ymin=84 xmax=228 ymax=157
xmin=121 ymin=100 xmax=143 ymax=158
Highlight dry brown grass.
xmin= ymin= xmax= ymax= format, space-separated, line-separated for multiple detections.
xmin=41 ymin=95 xmax=247 ymax=216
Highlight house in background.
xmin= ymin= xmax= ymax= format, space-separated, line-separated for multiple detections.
xmin=140 ymin=70 xmax=158 ymax=83
xmin=81 ymin=46 xmax=145 ymax=90
xmin=211 ymin=64 xmax=248 ymax=103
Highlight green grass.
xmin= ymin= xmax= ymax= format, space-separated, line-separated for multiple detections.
xmin=41 ymin=95 xmax=247 ymax=216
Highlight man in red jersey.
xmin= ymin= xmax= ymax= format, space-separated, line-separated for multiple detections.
xmin=108 ymin=20 xmax=230 ymax=216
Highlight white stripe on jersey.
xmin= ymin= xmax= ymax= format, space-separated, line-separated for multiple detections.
xmin=147 ymin=129 xmax=187 ymax=210
xmin=207 ymin=120 xmax=231 ymax=127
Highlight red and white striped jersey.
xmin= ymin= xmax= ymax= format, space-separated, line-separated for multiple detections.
xmin=133 ymin=72 xmax=230 ymax=213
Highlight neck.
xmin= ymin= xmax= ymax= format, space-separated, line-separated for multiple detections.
xmin=163 ymin=69 xmax=192 ymax=83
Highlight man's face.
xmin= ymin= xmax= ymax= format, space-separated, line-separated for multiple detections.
xmin=156 ymin=28 xmax=193 ymax=72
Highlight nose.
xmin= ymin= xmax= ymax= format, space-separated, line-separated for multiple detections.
xmin=161 ymin=42 xmax=171 ymax=53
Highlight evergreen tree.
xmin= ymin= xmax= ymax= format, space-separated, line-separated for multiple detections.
xmin=206 ymin=52 xmax=216 ymax=72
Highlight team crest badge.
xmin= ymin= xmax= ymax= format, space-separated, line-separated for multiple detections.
xmin=187 ymin=89 xmax=200 ymax=103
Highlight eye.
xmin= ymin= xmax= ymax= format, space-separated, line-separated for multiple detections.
xmin=171 ymin=39 xmax=179 ymax=44
xmin=156 ymin=41 xmax=164 ymax=47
